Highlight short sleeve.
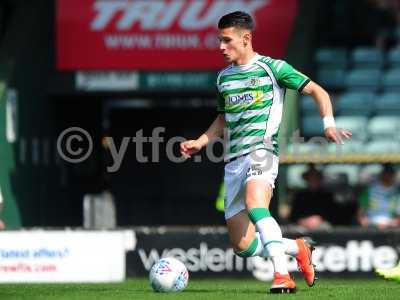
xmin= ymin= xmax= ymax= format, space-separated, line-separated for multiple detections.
xmin=216 ymin=87 xmax=225 ymax=113
xmin=272 ymin=60 xmax=310 ymax=92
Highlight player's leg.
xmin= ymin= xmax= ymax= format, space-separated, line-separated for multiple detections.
xmin=224 ymin=155 xmax=298 ymax=258
xmin=226 ymin=210 xmax=262 ymax=256
xmin=244 ymin=150 xmax=295 ymax=293
xmin=224 ymin=188 xmax=315 ymax=287
xmin=245 ymin=179 xmax=296 ymax=293
xmin=223 ymin=151 xmax=315 ymax=289
xmin=225 ymin=210 xmax=310 ymax=259
xmin=245 ymin=150 xmax=316 ymax=288
xmin=224 ymin=155 xmax=263 ymax=256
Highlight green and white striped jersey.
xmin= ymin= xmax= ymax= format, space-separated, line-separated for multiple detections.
xmin=216 ymin=53 xmax=310 ymax=161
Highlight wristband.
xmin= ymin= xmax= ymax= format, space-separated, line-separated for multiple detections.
xmin=323 ymin=116 xmax=336 ymax=130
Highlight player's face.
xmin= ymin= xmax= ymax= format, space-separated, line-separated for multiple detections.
xmin=218 ymin=27 xmax=249 ymax=64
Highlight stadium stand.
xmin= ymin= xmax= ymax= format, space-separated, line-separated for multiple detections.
xmin=335 ymin=92 xmax=375 ymax=116
xmin=327 ymin=140 xmax=364 ymax=154
xmin=301 ymin=115 xmax=325 ymax=137
xmin=367 ymin=116 xmax=400 ymax=140
xmin=382 ymin=68 xmax=400 ymax=92
xmin=334 ymin=116 xmax=369 ymax=141
xmin=351 ymin=47 xmax=384 ymax=69
xmin=375 ymin=92 xmax=400 ymax=115
xmin=324 ymin=164 xmax=360 ymax=185
xmin=317 ymin=68 xmax=346 ymax=90
xmin=344 ymin=69 xmax=382 ymax=92
xmin=286 ymin=164 xmax=308 ymax=189
xmin=315 ymin=47 xmax=347 ymax=69
xmin=387 ymin=47 xmax=400 ymax=67
xmin=365 ymin=139 xmax=400 ymax=153
xmin=296 ymin=44 xmax=400 ymax=192
xmin=300 ymin=95 xmax=320 ymax=117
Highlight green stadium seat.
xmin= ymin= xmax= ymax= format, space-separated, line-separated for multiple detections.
xmin=368 ymin=116 xmax=400 ymax=140
xmin=365 ymin=139 xmax=400 ymax=153
xmin=335 ymin=92 xmax=375 ymax=116
xmin=324 ymin=164 xmax=360 ymax=185
xmin=382 ymin=69 xmax=400 ymax=92
xmin=327 ymin=140 xmax=365 ymax=154
xmin=286 ymin=143 xmax=315 ymax=154
xmin=300 ymin=95 xmax=320 ymax=117
xmin=351 ymin=47 xmax=384 ymax=69
xmin=287 ymin=164 xmax=308 ymax=189
xmin=387 ymin=47 xmax=400 ymax=68
xmin=317 ymin=69 xmax=346 ymax=90
xmin=335 ymin=116 xmax=369 ymax=141
xmin=301 ymin=115 xmax=324 ymax=137
xmin=345 ymin=69 xmax=382 ymax=92
xmin=375 ymin=93 xmax=400 ymax=116
xmin=315 ymin=48 xmax=348 ymax=69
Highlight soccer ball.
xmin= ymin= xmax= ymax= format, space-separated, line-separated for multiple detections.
xmin=149 ymin=257 xmax=189 ymax=292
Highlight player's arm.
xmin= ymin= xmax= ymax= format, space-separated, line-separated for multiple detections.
xmin=180 ymin=114 xmax=225 ymax=159
xmin=302 ymin=81 xmax=352 ymax=144
xmin=270 ymin=59 xmax=352 ymax=144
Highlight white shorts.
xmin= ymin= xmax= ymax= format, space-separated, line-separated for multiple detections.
xmin=224 ymin=149 xmax=279 ymax=220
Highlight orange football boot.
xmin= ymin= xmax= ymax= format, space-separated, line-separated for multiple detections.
xmin=270 ymin=272 xmax=296 ymax=294
xmin=296 ymin=237 xmax=316 ymax=287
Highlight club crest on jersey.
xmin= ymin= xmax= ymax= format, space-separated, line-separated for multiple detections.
xmin=247 ymin=76 xmax=260 ymax=87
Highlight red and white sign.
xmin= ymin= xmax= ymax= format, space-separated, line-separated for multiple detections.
xmin=57 ymin=0 xmax=298 ymax=70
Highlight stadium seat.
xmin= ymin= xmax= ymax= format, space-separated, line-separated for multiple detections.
xmin=324 ymin=164 xmax=360 ymax=185
xmin=316 ymin=68 xmax=346 ymax=90
xmin=301 ymin=115 xmax=324 ymax=137
xmin=387 ymin=47 xmax=400 ymax=68
xmin=382 ymin=69 xmax=400 ymax=92
xmin=365 ymin=139 xmax=400 ymax=153
xmin=287 ymin=142 xmax=328 ymax=155
xmin=315 ymin=47 xmax=347 ymax=69
xmin=335 ymin=116 xmax=369 ymax=141
xmin=300 ymin=95 xmax=320 ymax=117
xmin=344 ymin=69 xmax=382 ymax=92
xmin=327 ymin=140 xmax=365 ymax=154
xmin=287 ymin=164 xmax=308 ymax=188
xmin=367 ymin=116 xmax=400 ymax=140
xmin=375 ymin=93 xmax=400 ymax=116
xmin=351 ymin=47 xmax=384 ymax=69
xmin=335 ymin=92 xmax=375 ymax=116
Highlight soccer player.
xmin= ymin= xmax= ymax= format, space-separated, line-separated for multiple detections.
xmin=180 ymin=11 xmax=351 ymax=293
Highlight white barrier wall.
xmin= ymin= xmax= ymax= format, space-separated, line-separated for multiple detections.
xmin=0 ymin=230 xmax=136 ymax=283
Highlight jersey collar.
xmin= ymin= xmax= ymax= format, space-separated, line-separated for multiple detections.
xmin=231 ymin=53 xmax=261 ymax=70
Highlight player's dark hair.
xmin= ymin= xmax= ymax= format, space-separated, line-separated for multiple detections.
xmin=218 ymin=11 xmax=254 ymax=31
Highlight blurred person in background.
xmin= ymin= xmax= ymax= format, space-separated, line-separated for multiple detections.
xmin=289 ymin=164 xmax=336 ymax=230
xmin=357 ymin=163 xmax=400 ymax=229
xmin=367 ymin=0 xmax=398 ymax=49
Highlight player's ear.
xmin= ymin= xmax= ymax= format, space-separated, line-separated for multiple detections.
xmin=243 ymin=31 xmax=252 ymax=47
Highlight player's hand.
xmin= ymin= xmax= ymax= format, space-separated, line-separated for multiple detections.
xmin=325 ymin=127 xmax=352 ymax=144
xmin=180 ymin=140 xmax=203 ymax=159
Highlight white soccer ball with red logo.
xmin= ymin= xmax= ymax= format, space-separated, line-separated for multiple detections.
xmin=149 ymin=257 xmax=189 ymax=292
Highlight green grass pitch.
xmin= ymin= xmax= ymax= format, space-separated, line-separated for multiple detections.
xmin=0 ymin=278 xmax=398 ymax=300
